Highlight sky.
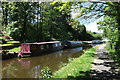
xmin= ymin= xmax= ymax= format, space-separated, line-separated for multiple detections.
xmin=71 ymin=10 xmax=103 ymax=33
xmin=85 ymin=21 xmax=99 ymax=32
xmin=85 ymin=19 xmax=103 ymax=33
xmin=71 ymin=2 xmax=104 ymax=33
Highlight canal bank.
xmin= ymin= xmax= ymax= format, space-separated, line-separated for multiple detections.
xmin=52 ymin=44 xmax=120 ymax=79
xmin=53 ymin=47 xmax=96 ymax=79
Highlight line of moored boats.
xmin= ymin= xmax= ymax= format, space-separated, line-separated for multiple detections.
xmin=17 ymin=40 xmax=104 ymax=58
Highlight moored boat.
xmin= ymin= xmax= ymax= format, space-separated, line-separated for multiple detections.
xmin=63 ymin=41 xmax=83 ymax=48
xmin=92 ymin=40 xmax=103 ymax=44
xmin=18 ymin=41 xmax=63 ymax=58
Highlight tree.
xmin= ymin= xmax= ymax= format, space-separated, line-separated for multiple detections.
xmin=75 ymin=2 xmax=120 ymax=59
xmin=1 ymin=2 xmax=96 ymax=42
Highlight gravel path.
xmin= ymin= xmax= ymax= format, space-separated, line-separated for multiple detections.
xmin=90 ymin=44 xmax=120 ymax=80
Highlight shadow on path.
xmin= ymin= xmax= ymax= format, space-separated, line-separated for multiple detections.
xmin=90 ymin=44 xmax=120 ymax=80
xmin=90 ymin=62 xmax=120 ymax=80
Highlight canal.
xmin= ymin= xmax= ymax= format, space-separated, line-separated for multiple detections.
xmin=2 ymin=46 xmax=93 ymax=78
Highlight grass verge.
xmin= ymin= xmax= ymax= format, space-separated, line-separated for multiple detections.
xmin=53 ymin=48 xmax=96 ymax=79
xmin=0 ymin=37 xmax=3 ymax=39
xmin=7 ymin=41 xmax=19 ymax=43
xmin=0 ymin=44 xmax=13 ymax=46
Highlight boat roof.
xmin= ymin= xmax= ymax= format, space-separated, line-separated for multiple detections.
xmin=21 ymin=41 xmax=61 ymax=45
xmin=67 ymin=41 xmax=82 ymax=43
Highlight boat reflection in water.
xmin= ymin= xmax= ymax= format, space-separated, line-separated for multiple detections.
xmin=18 ymin=58 xmax=31 ymax=69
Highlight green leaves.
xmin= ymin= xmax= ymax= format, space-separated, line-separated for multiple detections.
xmin=39 ymin=67 xmax=52 ymax=78
xmin=2 ymin=2 xmax=98 ymax=42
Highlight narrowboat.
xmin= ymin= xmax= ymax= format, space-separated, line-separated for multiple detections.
xmin=82 ymin=41 xmax=92 ymax=44
xmin=63 ymin=41 xmax=83 ymax=48
xmin=18 ymin=41 xmax=63 ymax=58
xmin=92 ymin=40 xmax=103 ymax=44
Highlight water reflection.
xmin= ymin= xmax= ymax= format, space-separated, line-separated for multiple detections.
xmin=18 ymin=58 xmax=31 ymax=69
xmin=2 ymin=61 xmax=20 ymax=78
xmin=2 ymin=46 xmax=88 ymax=78
xmin=31 ymin=65 xmax=41 ymax=78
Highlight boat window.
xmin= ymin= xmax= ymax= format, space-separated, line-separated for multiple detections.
xmin=59 ymin=43 xmax=61 ymax=46
xmin=52 ymin=43 xmax=57 ymax=47
xmin=41 ymin=45 xmax=44 ymax=50
xmin=57 ymin=43 xmax=59 ymax=46
xmin=55 ymin=43 xmax=58 ymax=47
xmin=46 ymin=45 xmax=49 ymax=49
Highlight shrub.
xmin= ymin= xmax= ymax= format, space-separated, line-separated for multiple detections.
xmin=39 ymin=67 xmax=52 ymax=78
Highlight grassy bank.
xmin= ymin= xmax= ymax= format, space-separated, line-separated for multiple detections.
xmin=53 ymin=48 xmax=96 ymax=79
xmin=0 ymin=44 xmax=13 ymax=46
xmin=8 ymin=46 xmax=21 ymax=52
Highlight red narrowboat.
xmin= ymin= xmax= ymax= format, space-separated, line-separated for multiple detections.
xmin=18 ymin=41 xmax=63 ymax=58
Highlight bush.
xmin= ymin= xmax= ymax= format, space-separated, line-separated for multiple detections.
xmin=2 ymin=39 xmax=6 ymax=44
xmin=3 ymin=35 xmax=11 ymax=39
xmin=39 ymin=67 xmax=52 ymax=78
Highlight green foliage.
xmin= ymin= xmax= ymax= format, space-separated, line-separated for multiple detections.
xmin=96 ymin=2 xmax=120 ymax=65
xmin=59 ymin=62 xmax=67 ymax=69
xmin=68 ymin=58 xmax=75 ymax=62
xmin=0 ymin=44 xmax=12 ymax=46
xmin=105 ymin=44 xmax=120 ymax=68
xmin=8 ymin=46 xmax=21 ymax=52
xmin=76 ymin=2 xmax=120 ymax=63
xmin=98 ymin=16 xmax=118 ymax=49
xmin=53 ymin=48 xmax=96 ymax=78
xmin=39 ymin=67 xmax=52 ymax=78
xmin=0 ymin=37 xmax=3 ymax=39
xmin=7 ymin=41 xmax=19 ymax=44
xmin=1 ymin=2 xmax=97 ymax=42
xmin=1 ymin=39 xmax=6 ymax=44
xmin=87 ymin=31 xmax=102 ymax=40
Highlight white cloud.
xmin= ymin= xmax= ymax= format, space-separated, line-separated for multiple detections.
xmin=85 ymin=21 xmax=99 ymax=32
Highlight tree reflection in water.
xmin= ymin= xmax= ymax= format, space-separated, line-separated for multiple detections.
xmin=2 ymin=61 xmax=20 ymax=78
xmin=30 ymin=65 xmax=41 ymax=78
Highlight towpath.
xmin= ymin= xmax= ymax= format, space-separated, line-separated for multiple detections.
xmin=90 ymin=44 xmax=120 ymax=80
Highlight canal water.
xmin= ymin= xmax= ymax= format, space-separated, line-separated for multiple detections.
xmin=2 ymin=46 xmax=92 ymax=78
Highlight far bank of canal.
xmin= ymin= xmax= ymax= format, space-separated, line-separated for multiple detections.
xmin=2 ymin=44 xmax=99 ymax=78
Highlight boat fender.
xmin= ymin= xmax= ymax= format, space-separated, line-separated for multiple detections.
xmin=17 ymin=52 xmax=22 ymax=58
